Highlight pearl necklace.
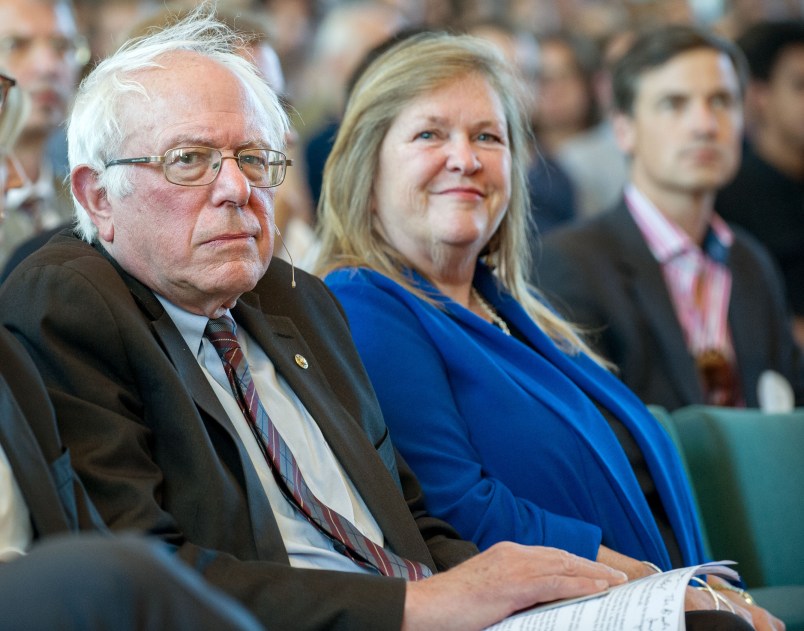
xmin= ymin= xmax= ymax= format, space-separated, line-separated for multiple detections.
xmin=471 ymin=287 xmax=511 ymax=336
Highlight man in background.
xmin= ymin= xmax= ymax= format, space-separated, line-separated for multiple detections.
xmin=0 ymin=0 xmax=86 ymax=269
xmin=536 ymin=25 xmax=803 ymax=411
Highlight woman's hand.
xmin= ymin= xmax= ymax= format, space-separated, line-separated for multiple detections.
xmin=595 ymin=545 xmax=659 ymax=580
xmin=706 ymin=576 xmax=786 ymax=631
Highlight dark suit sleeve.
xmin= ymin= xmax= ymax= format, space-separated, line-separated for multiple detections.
xmin=0 ymin=327 xmax=105 ymax=535
xmin=0 ymin=261 xmax=411 ymax=631
xmin=729 ymin=231 xmax=804 ymax=406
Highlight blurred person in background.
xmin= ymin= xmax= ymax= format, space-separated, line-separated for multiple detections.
xmin=537 ymin=25 xmax=803 ymax=412
xmin=713 ymin=0 xmax=802 ymax=39
xmin=715 ymin=20 xmax=804 ymax=348
xmin=76 ymin=0 xmax=158 ymax=62
xmin=555 ymin=27 xmax=634 ymax=218
xmin=300 ymin=1 xmax=408 ymax=207
xmin=0 ymin=0 xmax=87 ymax=269
xmin=528 ymin=31 xmax=602 ymax=231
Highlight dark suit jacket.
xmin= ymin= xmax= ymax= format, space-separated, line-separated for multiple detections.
xmin=0 ymin=327 xmax=104 ymax=539
xmin=533 ymin=201 xmax=804 ymax=410
xmin=0 ymin=231 xmax=477 ymax=630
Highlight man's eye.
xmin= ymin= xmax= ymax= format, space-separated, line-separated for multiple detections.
xmin=175 ymin=152 xmax=206 ymax=165
xmin=0 ymin=37 xmax=28 ymax=53
xmin=661 ymin=94 xmax=691 ymax=111
xmin=50 ymin=37 xmax=74 ymax=55
xmin=240 ymin=153 xmax=267 ymax=168
xmin=710 ymin=94 xmax=734 ymax=109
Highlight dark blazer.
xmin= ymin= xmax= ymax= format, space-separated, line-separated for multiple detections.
xmin=0 ymin=231 xmax=476 ymax=631
xmin=534 ymin=200 xmax=804 ymax=410
xmin=0 ymin=327 xmax=104 ymax=539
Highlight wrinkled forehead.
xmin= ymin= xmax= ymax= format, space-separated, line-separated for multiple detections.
xmin=116 ymin=51 xmax=281 ymax=150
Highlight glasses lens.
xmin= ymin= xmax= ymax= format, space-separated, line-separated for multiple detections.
xmin=239 ymin=149 xmax=286 ymax=187
xmin=164 ymin=147 xmax=218 ymax=185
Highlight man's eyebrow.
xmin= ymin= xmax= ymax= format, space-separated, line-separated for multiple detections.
xmin=158 ymin=137 xmax=271 ymax=150
xmin=654 ymin=89 xmax=689 ymax=99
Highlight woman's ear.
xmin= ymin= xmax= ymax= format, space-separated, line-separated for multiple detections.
xmin=72 ymin=165 xmax=114 ymax=242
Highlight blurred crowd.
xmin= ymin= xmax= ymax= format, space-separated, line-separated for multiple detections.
xmin=1 ymin=0 xmax=803 ymax=342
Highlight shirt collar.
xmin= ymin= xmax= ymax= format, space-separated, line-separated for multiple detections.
xmin=156 ymin=295 xmax=227 ymax=357
xmin=625 ymin=184 xmax=733 ymax=265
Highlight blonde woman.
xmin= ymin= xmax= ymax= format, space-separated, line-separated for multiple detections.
xmin=317 ymin=32 xmax=780 ymax=630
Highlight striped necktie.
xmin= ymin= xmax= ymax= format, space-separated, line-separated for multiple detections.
xmin=205 ymin=315 xmax=431 ymax=581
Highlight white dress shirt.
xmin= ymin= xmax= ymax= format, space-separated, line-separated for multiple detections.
xmin=0 ymin=442 xmax=32 ymax=561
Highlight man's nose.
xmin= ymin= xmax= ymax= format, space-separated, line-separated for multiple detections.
xmin=689 ymin=101 xmax=719 ymax=135
xmin=213 ymin=156 xmax=251 ymax=205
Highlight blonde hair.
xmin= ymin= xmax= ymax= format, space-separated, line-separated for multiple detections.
xmin=315 ymin=31 xmax=599 ymax=359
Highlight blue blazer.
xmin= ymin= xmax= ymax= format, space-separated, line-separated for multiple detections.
xmin=326 ymin=264 xmax=708 ymax=570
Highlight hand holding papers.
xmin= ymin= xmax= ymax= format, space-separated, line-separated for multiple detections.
xmin=486 ymin=561 xmax=739 ymax=631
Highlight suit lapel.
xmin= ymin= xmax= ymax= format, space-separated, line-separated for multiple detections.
xmin=607 ymin=204 xmax=702 ymax=404
xmin=110 ymin=250 xmax=240 ymax=442
xmin=234 ymin=294 xmax=426 ymax=558
xmin=114 ymin=251 xmax=425 ymax=561
xmin=109 ymin=264 xmax=282 ymax=559
xmin=150 ymin=313 xmax=238 ymax=435
xmin=727 ymin=243 xmax=759 ymax=406
xmin=152 ymin=308 xmax=288 ymax=558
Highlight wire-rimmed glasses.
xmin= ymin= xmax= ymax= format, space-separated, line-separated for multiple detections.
xmin=105 ymin=146 xmax=293 ymax=188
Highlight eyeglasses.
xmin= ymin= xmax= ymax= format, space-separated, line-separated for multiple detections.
xmin=0 ymin=35 xmax=91 ymax=67
xmin=0 ymin=72 xmax=15 ymax=112
xmin=105 ymin=147 xmax=293 ymax=188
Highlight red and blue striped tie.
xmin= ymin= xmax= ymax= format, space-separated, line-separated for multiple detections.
xmin=205 ymin=315 xmax=431 ymax=581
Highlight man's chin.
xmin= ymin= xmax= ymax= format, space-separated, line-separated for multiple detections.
xmin=206 ymin=262 xmax=268 ymax=294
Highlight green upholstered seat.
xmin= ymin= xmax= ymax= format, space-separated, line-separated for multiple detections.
xmin=650 ymin=405 xmax=804 ymax=630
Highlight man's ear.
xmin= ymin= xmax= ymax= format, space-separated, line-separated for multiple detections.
xmin=612 ymin=111 xmax=636 ymax=157
xmin=72 ymin=165 xmax=114 ymax=242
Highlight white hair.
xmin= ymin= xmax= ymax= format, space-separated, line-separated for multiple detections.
xmin=67 ymin=3 xmax=290 ymax=242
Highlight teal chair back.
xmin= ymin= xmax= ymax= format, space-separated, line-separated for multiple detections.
xmin=667 ymin=405 xmax=804 ymax=588
xmin=647 ymin=405 xmax=713 ymax=559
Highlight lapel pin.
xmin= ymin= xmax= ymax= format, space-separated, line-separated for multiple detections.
xmin=294 ymin=354 xmax=309 ymax=369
